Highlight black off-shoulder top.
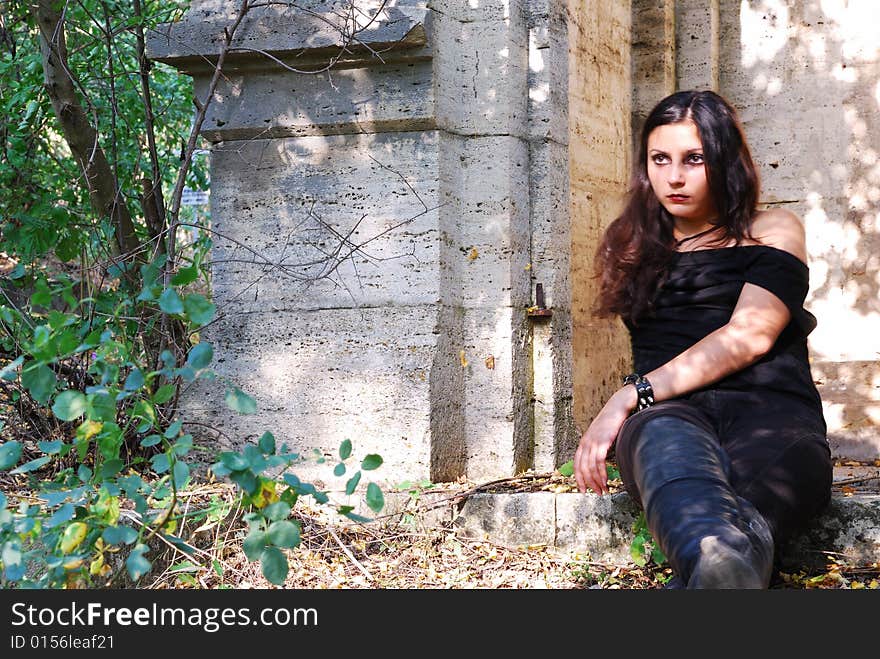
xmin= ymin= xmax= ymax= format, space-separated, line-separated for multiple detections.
xmin=624 ymin=245 xmax=823 ymax=411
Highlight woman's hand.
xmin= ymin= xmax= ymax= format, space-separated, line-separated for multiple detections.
xmin=574 ymin=387 xmax=635 ymax=495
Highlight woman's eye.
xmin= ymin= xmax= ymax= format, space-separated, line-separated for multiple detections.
xmin=651 ymin=154 xmax=669 ymax=164
xmin=687 ymin=153 xmax=704 ymax=164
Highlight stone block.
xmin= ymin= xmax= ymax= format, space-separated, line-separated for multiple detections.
xmin=209 ymin=131 xmax=440 ymax=311
xmin=554 ymin=492 xmax=641 ymax=563
xmin=454 ymin=492 xmax=557 ymax=547
xmin=781 ymin=495 xmax=880 ymax=572
xmin=180 ymin=305 xmax=438 ymax=486
xmin=193 ymin=61 xmax=435 ymax=141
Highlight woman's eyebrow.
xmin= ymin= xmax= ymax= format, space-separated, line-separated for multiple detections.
xmin=648 ymin=147 xmax=703 ymax=154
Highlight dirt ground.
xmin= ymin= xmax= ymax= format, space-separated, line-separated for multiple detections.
xmin=140 ymin=463 xmax=879 ymax=591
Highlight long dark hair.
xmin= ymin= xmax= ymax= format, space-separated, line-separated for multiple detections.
xmin=594 ymin=90 xmax=760 ymax=322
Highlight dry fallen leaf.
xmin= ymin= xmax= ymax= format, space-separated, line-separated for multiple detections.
xmin=468 ymin=247 xmax=479 ymax=261
xmin=459 ymin=350 xmax=468 ymax=368
xmin=485 ymin=355 xmax=495 ymax=370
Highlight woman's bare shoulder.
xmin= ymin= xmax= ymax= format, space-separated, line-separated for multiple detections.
xmin=748 ymin=209 xmax=808 ymax=263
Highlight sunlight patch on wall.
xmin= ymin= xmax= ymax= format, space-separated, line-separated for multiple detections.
xmin=810 ymin=294 xmax=880 ymax=361
xmin=740 ymin=0 xmax=790 ymax=69
xmin=529 ymin=32 xmax=545 ymax=73
xmin=819 ymin=0 xmax=880 ymax=61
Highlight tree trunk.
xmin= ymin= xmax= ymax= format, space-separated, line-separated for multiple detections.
xmin=31 ymin=0 xmax=141 ymax=261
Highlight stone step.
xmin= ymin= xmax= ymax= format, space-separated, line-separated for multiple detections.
xmin=374 ymin=464 xmax=880 ymax=574
xmin=451 ymin=491 xmax=880 ymax=573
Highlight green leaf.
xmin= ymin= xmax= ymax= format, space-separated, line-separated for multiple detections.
xmin=243 ymin=531 xmax=267 ymax=561
xmin=260 ymin=547 xmax=288 ymax=585
xmin=361 ymin=454 xmax=383 ymax=471
xmin=132 ymin=400 xmax=157 ymax=428
xmin=651 ymin=545 xmax=667 ymax=565
xmin=258 ymin=431 xmax=275 ymax=454
xmin=267 ymin=520 xmax=300 ymax=549
xmin=21 ymin=363 xmax=56 ymax=404
xmin=87 ymin=392 xmax=116 ymax=422
xmin=172 ymin=434 xmax=193 ymax=457
xmin=344 ymin=511 xmax=373 ymax=524
xmin=140 ymin=434 xmax=162 ymax=448
xmin=365 ymin=482 xmax=384 ymax=513
xmin=101 ymin=459 xmax=124 ymax=479
xmin=183 ymin=293 xmax=215 ymax=326
xmin=230 ymin=469 xmax=258 ymax=495
xmin=225 ymin=387 xmax=257 ymax=414
xmin=186 ymin=343 xmax=213 ymax=370
xmin=52 ymin=390 xmax=87 ymax=421
xmin=96 ymin=424 xmax=123 ymax=461
xmin=263 ymin=502 xmax=291 ymax=521
xmin=164 ymin=419 xmax=183 ymax=439
xmin=31 ymin=278 xmax=51 ymax=307
xmin=124 ymin=368 xmax=145 ymax=391
xmin=629 ymin=540 xmax=648 ymax=567
xmin=11 ymin=456 xmax=50 ymax=474
xmin=158 ymin=288 xmax=184 ymax=314
xmin=77 ymin=464 xmax=92 ymax=482
xmin=152 ymin=384 xmax=175 ymax=405
xmin=44 ymin=502 xmax=74 ymax=528
xmin=37 ymin=440 xmax=62 ymax=454
xmin=151 ymin=453 xmax=170 ymax=474
xmin=0 ymin=356 xmax=23 ymax=381
xmin=333 ymin=462 xmax=346 ymax=477
xmin=220 ymin=452 xmax=248 ymax=471
xmin=172 ymin=461 xmax=190 ymax=488
xmin=171 ymin=265 xmax=199 ymax=286
xmin=126 ymin=544 xmax=152 ymax=581
xmin=558 ymin=459 xmax=574 ymax=477
xmin=339 ymin=439 xmax=352 ymax=460
xmin=103 ymin=525 xmax=138 ymax=546
xmin=345 ymin=471 xmax=362 ymax=495
xmin=55 ymin=234 xmax=79 ymax=262
xmin=0 ymin=441 xmax=23 ymax=470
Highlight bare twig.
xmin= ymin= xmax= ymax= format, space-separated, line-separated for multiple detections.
xmin=327 ymin=525 xmax=373 ymax=582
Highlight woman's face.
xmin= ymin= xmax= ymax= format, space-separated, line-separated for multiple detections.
xmin=646 ymin=119 xmax=718 ymax=226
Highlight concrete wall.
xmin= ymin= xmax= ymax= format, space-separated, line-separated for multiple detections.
xmin=147 ymin=0 xmax=589 ymax=485
xmin=633 ymin=0 xmax=880 ymax=459
xmin=569 ymin=1 xmax=634 ymax=440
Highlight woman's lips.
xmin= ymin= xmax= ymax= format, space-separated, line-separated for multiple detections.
xmin=667 ymin=194 xmax=690 ymax=203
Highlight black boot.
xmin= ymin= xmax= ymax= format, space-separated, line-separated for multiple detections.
xmin=623 ymin=415 xmax=774 ymax=589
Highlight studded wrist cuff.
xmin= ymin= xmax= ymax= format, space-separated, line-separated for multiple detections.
xmin=623 ymin=373 xmax=655 ymax=412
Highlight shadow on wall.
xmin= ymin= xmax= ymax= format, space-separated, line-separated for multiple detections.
xmin=726 ymin=0 xmax=880 ymax=457
xmin=177 ymin=1 xmax=551 ymax=484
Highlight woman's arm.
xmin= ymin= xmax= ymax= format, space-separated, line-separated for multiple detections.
xmin=574 ymin=209 xmax=807 ymax=495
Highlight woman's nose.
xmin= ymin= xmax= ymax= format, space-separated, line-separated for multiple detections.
xmin=667 ymin=164 xmax=685 ymax=185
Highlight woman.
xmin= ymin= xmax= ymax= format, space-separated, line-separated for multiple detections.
xmin=574 ymin=90 xmax=832 ymax=589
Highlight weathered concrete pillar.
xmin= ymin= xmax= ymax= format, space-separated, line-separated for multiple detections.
xmin=525 ymin=0 xmax=575 ymax=474
xmin=632 ymin=0 xmax=676 ymax=142
xmin=568 ymin=0 xmax=634 ymax=444
xmin=675 ymin=0 xmax=720 ymax=91
xmin=147 ymin=0 xmax=588 ymax=484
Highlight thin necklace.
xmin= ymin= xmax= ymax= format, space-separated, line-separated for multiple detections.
xmin=674 ymin=225 xmax=720 ymax=248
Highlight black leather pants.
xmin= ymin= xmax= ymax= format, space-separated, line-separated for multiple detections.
xmin=617 ymin=413 xmax=776 ymax=587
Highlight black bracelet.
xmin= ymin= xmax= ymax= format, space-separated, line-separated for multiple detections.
xmin=623 ymin=373 xmax=655 ymax=412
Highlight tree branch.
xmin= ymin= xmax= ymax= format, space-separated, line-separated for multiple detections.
xmin=31 ymin=0 xmax=140 ymax=260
